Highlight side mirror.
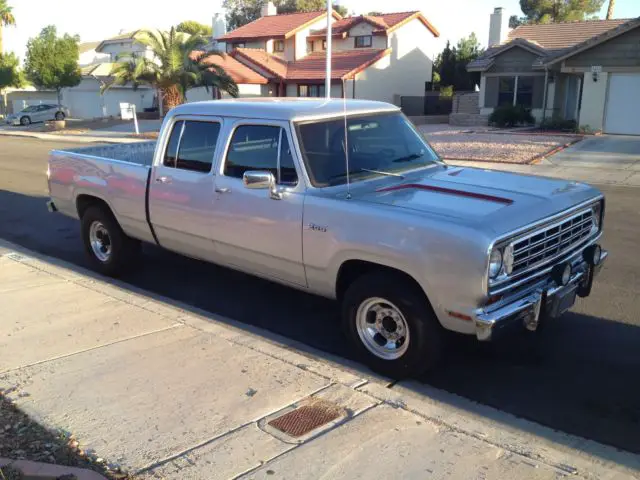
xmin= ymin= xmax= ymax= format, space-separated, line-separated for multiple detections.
xmin=243 ymin=170 xmax=275 ymax=190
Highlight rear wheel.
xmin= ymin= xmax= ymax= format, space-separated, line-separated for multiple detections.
xmin=80 ymin=205 xmax=140 ymax=276
xmin=342 ymin=273 xmax=445 ymax=379
xmin=20 ymin=116 xmax=31 ymax=126
xmin=55 ymin=111 xmax=65 ymax=121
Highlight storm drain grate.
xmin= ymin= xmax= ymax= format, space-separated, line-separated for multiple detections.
xmin=267 ymin=400 xmax=342 ymax=438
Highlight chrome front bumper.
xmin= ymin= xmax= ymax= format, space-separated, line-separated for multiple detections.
xmin=474 ymin=247 xmax=608 ymax=341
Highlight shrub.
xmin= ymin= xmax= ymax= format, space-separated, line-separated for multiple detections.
xmin=540 ymin=116 xmax=578 ymax=132
xmin=439 ymin=85 xmax=453 ymax=98
xmin=489 ymin=104 xmax=535 ymax=128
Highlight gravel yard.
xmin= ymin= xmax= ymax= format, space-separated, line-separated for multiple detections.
xmin=419 ymin=125 xmax=582 ymax=164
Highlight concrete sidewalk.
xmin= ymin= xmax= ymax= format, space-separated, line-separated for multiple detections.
xmin=0 ymin=128 xmax=148 ymax=144
xmin=1 ymin=240 xmax=639 ymax=479
xmin=448 ymin=160 xmax=640 ymax=187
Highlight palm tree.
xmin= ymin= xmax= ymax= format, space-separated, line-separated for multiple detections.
xmin=103 ymin=28 xmax=238 ymax=116
xmin=0 ymin=0 xmax=16 ymax=53
xmin=606 ymin=0 xmax=615 ymax=19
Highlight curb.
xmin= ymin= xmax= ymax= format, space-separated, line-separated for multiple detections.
xmin=530 ymin=136 xmax=584 ymax=165
xmin=0 ymin=131 xmax=146 ymax=144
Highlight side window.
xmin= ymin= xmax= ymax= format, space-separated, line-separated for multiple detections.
xmin=163 ymin=121 xmax=183 ymax=167
xmin=162 ymin=120 xmax=220 ymax=173
xmin=224 ymin=125 xmax=298 ymax=185
xmin=176 ymin=121 xmax=221 ymax=172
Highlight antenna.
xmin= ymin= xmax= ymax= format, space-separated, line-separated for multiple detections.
xmin=325 ymin=0 xmax=332 ymax=99
xmin=343 ymin=78 xmax=351 ymax=199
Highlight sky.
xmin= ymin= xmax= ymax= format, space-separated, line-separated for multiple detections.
xmin=2 ymin=0 xmax=638 ymax=61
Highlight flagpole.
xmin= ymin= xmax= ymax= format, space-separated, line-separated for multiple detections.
xmin=325 ymin=0 xmax=332 ymax=99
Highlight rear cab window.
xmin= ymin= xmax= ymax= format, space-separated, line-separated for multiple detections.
xmin=163 ymin=119 xmax=221 ymax=173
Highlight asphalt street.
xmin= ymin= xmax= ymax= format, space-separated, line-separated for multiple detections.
xmin=1 ymin=137 xmax=639 ymax=454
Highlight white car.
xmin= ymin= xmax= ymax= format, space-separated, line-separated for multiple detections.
xmin=5 ymin=104 xmax=70 ymax=126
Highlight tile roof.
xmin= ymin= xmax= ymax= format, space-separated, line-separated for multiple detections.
xmin=218 ymin=10 xmax=337 ymax=42
xmin=78 ymin=41 xmax=101 ymax=54
xmin=232 ymin=47 xmax=391 ymax=81
xmin=233 ymin=48 xmax=289 ymax=78
xmin=468 ymin=18 xmax=637 ymax=71
xmin=309 ymin=11 xmax=439 ymax=38
xmin=508 ymin=18 xmax=631 ymax=51
xmin=286 ymin=48 xmax=391 ymax=80
xmin=201 ymin=53 xmax=269 ymax=84
xmin=81 ymin=62 xmax=116 ymax=77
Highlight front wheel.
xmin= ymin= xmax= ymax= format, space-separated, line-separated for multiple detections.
xmin=342 ymin=273 xmax=445 ymax=379
xmin=20 ymin=116 xmax=31 ymax=126
xmin=80 ymin=206 xmax=140 ymax=276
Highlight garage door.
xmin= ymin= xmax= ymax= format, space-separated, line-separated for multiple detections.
xmin=604 ymin=73 xmax=640 ymax=135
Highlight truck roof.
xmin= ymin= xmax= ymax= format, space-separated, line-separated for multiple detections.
xmin=169 ymin=98 xmax=400 ymax=122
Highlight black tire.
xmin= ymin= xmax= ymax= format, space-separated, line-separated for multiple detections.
xmin=20 ymin=116 xmax=31 ymax=126
xmin=342 ymin=273 xmax=445 ymax=379
xmin=80 ymin=205 xmax=140 ymax=277
xmin=55 ymin=111 xmax=65 ymax=120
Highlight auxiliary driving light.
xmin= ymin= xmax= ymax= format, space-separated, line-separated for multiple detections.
xmin=552 ymin=262 xmax=572 ymax=286
xmin=583 ymin=244 xmax=602 ymax=266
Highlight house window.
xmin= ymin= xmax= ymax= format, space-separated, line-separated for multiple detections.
xmin=354 ymin=35 xmax=372 ymax=48
xmin=516 ymin=76 xmax=534 ymax=108
xmin=274 ymin=40 xmax=285 ymax=52
xmin=306 ymin=40 xmax=314 ymax=53
xmin=498 ymin=77 xmax=515 ymax=106
xmin=298 ymin=84 xmax=326 ymax=98
xmin=226 ymin=42 xmax=246 ymax=53
xmin=322 ymin=40 xmax=327 ymax=50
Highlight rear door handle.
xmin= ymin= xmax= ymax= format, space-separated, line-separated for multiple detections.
xmin=215 ymin=186 xmax=231 ymax=194
xmin=156 ymin=176 xmax=172 ymax=184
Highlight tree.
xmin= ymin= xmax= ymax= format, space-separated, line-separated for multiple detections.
xmin=223 ymin=0 xmax=347 ymax=31
xmin=606 ymin=0 xmax=615 ymax=19
xmin=434 ymin=34 xmax=484 ymax=91
xmin=24 ymin=26 xmax=82 ymax=106
xmin=176 ymin=20 xmax=213 ymax=36
xmin=104 ymin=28 xmax=238 ymax=116
xmin=367 ymin=11 xmax=384 ymax=16
xmin=0 ymin=52 xmax=24 ymax=114
xmin=509 ymin=0 xmax=605 ymax=27
xmin=0 ymin=0 xmax=16 ymax=54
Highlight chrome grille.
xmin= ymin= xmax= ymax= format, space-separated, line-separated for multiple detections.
xmin=512 ymin=209 xmax=594 ymax=275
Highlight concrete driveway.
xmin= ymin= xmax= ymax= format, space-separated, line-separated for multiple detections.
xmin=548 ymin=135 xmax=640 ymax=170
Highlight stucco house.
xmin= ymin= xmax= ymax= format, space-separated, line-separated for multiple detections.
xmin=215 ymin=3 xmax=440 ymax=104
xmin=468 ymin=8 xmax=640 ymax=135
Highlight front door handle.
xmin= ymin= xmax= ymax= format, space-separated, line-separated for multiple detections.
xmin=215 ymin=186 xmax=231 ymax=194
xmin=156 ymin=176 xmax=172 ymax=184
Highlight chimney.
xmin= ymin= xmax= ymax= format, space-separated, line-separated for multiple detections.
xmin=488 ymin=7 xmax=509 ymax=47
xmin=261 ymin=1 xmax=277 ymax=17
xmin=212 ymin=13 xmax=227 ymax=39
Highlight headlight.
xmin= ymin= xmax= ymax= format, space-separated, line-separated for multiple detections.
xmin=489 ymin=248 xmax=503 ymax=279
xmin=592 ymin=202 xmax=602 ymax=230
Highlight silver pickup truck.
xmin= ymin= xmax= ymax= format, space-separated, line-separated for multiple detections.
xmin=47 ymin=99 xmax=607 ymax=377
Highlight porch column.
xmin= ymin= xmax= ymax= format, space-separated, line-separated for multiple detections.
xmin=513 ymin=76 xmax=519 ymax=106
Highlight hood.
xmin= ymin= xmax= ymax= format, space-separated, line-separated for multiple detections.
xmin=354 ymin=166 xmax=601 ymax=237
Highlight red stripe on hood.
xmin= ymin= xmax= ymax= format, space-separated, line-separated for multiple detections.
xmin=376 ymin=183 xmax=513 ymax=205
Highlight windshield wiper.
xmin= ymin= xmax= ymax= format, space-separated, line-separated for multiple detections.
xmin=328 ymin=168 xmax=404 ymax=184
xmin=361 ymin=168 xmax=404 ymax=178
xmin=392 ymin=153 xmax=424 ymax=163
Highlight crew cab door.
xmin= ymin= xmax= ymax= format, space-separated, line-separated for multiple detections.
xmin=211 ymin=120 xmax=306 ymax=286
xmin=148 ymin=116 xmax=222 ymax=262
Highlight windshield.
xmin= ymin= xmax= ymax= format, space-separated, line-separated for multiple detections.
xmin=295 ymin=112 xmax=440 ymax=187
xmin=22 ymin=106 xmax=38 ymax=113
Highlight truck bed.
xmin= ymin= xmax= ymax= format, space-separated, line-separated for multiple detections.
xmin=53 ymin=141 xmax=157 ymax=167
xmin=48 ymin=141 xmax=157 ymax=244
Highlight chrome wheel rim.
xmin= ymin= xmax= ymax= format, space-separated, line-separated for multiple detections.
xmin=89 ymin=221 xmax=112 ymax=262
xmin=356 ymin=297 xmax=410 ymax=360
